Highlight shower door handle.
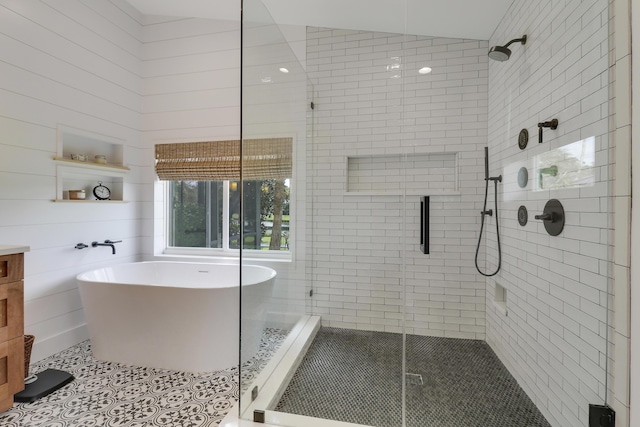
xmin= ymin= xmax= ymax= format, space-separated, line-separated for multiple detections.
xmin=420 ymin=196 xmax=429 ymax=254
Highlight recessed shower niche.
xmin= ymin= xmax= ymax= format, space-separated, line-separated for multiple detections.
xmin=346 ymin=153 xmax=458 ymax=195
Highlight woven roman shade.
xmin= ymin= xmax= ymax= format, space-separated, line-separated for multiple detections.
xmin=155 ymin=138 xmax=292 ymax=181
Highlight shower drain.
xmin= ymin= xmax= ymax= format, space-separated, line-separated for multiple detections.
xmin=405 ymin=373 xmax=424 ymax=386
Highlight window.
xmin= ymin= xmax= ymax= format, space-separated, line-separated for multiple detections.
xmin=155 ymin=138 xmax=292 ymax=254
xmin=168 ymin=179 xmax=290 ymax=251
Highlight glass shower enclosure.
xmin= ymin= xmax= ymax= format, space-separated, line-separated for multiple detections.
xmin=239 ymin=0 xmax=614 ymax=426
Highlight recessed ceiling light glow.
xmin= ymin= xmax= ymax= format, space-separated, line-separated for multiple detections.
xmin=418 ymin=67 xmax=432 ymax=74
xmin=279 ymin=67 xmax=289 ymax=73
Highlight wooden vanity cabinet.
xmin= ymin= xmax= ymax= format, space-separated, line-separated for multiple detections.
xmin=0 ymin=253 xmax=25 ymax=412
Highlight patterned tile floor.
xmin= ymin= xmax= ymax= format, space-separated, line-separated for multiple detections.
xmin=0 ymin=329 xmax=287 ymax=427
xmin=1 ymin=327 xmax=553 ymax=427
xmin=276 ymin=327 xmax=552 ymax=427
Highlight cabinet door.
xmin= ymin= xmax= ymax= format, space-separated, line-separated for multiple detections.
xmin=0 ymin=336 xmax=24 ymax=408
xmin=0 ymin=254 xmax=24 ymax=285
xmin=0 ymin=281 xmax=24 ymax=343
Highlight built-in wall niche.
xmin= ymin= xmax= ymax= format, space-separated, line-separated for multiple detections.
xmin=53 ymin=125 xmax=129 ymax=202
xmin=346 ymin=152 xmax=458 ymax=195
xmin=494 ymin=283 xmax=507 ymax=316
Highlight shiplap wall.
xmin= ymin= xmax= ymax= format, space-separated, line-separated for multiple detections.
xmin=143 ymin=15 xmax=309 ymax=326
xmin=0 ymin=0 xmax=145 ymax=361
xmin=141 ymin=15 xmax=241 ymax=258
xmin=485 ymin=0 xmax=612 ymax=426
xmin=0 ymin=0 xmax=308 ymax=362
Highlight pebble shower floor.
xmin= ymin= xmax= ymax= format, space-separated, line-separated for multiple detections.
xmin=0 ymin=329 xmax=287 ymax=427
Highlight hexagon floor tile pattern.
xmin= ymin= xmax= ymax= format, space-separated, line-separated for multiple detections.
xmin=275 ymin=327 xmax=552 ymax=427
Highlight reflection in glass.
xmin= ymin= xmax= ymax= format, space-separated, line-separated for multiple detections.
xmin=534 ymin=136 xmax=595 ymax=190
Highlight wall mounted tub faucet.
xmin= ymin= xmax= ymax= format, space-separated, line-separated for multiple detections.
xmin=92 ymin=240 xmax=122 ymax=255
xmin=538 ymin=118 xmax=558 ymax=143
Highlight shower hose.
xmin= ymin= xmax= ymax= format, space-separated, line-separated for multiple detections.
xmin=475 ymin=177 xmax=502 ymax=276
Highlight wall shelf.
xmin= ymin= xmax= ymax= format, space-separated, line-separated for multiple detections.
xmin=53 ymin=157 xmax=130 ymax=172
xmin=52 ymin=199 xmax=129 ymax=204
xmin=345 ymin=153 xmax=459 ymax=195
xmin=54 ymin=125 xmax=129 ymax=202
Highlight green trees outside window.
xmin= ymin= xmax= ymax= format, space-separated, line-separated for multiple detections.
xmin=169 ymin=179 xmax=290 ymax=251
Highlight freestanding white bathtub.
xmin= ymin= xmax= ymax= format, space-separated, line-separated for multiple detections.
xmin=77 ymin=261 xmax=276 ymax=372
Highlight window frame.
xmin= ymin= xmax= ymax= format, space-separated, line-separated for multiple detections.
xmin=162 ymin=179 xmax=293 ymax=261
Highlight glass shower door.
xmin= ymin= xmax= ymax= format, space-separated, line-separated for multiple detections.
xmin=239 ymin=0 xmax=315 ymax=422
xmin=240 ymin=0 xmax=410 ymax=424
xmin=403 ymin=1 xmax=614 ymax=426
xmin=239 ymin=0 xmax=614 ymax=426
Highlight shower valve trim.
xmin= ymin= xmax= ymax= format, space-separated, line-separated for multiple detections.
xmin=538 ymin=118 xmax=559 ymax=143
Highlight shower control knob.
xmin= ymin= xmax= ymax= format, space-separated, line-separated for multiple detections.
xmin=517 ymin=206 xmax=528 ymax=226
xmin=535 ymin=199 xmax=565 ymax=236
xmin=534 ymin=213 xmax=554 ymax=222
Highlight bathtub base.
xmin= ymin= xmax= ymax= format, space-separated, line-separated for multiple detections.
xmin=83 ymin=283 xmax=239 ymax=372
xmin=77 ymin=262 xmax=276 ymax=373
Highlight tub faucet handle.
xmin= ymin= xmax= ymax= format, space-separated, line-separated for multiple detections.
xmin=105 ymin=239 xmax=122 ymax=244
xmin=75 ymin=243 xmax=88 ymax=249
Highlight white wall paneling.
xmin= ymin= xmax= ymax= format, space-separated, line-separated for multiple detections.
xmin=145 ymin=14 xmax=309 ymax=326
xmin=0 ymin=0 xmax=144 ymax=361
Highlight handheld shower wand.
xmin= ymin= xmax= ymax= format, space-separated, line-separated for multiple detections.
xmin=475 ymin=147 xmax=502 ymax=276
xmin=480 ymin=147 xmax=502 ymax=216
xmin=484 ymin=146 xmax=489 ymax=181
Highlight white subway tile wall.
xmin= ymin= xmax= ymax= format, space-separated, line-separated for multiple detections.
xmin=307 ymin=28 xmax=488 ymax=339
xmin=486 ymin=1 xmax=612 ymax=427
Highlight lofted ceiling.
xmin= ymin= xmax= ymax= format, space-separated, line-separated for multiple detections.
xmin=125 ymin=0 xmax=514 ymax=40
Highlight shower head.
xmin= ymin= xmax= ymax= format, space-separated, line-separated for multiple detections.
xmin=488 ymin=45 xmax=512 ymax=61
xmin=488 ymin=35 xmax=527 ymax=61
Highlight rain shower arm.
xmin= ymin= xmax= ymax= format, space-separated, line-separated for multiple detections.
xmin=502 ymin=35 xmax=527 ymax=48
xmin=488 ymin=35 xmax=527 ymax=61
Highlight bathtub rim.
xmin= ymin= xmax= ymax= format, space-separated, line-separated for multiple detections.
xmin=76 ymin=260 xmax=277 ymax=290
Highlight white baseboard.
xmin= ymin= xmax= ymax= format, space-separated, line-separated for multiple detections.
xmin=29 ymin=324 xmax=89 ymax=363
